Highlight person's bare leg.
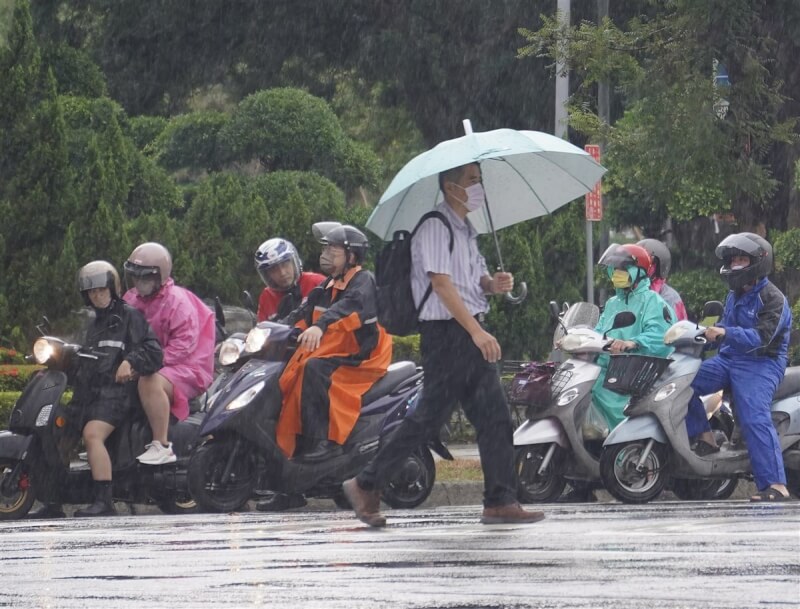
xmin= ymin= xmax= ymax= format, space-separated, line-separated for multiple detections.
xmin=137 ymin=373 xmax=173 ymax=446
xmin=83 ymin=420 xmax=114 ymax=480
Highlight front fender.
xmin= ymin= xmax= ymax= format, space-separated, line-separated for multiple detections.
xmin=603 ymin=414 xmax=667 ymax=446
xmin=0 ymin=431 xmax=33 ymax=461
xmin=513 ymin=417 xmax=568 ymax=448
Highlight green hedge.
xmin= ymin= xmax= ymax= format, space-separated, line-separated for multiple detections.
xmin=0 ymin=392 xmax=18 ymax=428
xmin=0 ymin=365 xmax=42 ymax=392
xmin=390 ymin=334 xmax=421 ymax=364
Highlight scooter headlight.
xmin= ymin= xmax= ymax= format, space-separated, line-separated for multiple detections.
xmin=560 ymin=334 xmax=588 ymax=352
xmin=653 ymin=382 xmax=677 ymax=402
xmin=225 ymin=380 xmax=266 ymax=411
xmin=32 ymin=338 xmax=60 ymax=365
xmin=556 ymin=387 xmax=580 ymax=406
xmin=664 ymin=321 xmax=694 ymax=345
xmin=218 ymin=338 xmax=244 ymax=366
xmin=245 ymin=326 xmax=271 ymax=353
xmin=35 ymin=404 xmax=54 ymax=427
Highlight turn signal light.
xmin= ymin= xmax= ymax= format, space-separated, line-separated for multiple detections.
xmin=55 ymin=416 xmax=66 ymax=428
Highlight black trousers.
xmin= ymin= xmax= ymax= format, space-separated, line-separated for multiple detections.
xmin=357 ymin=318 xmax=517 ymax=507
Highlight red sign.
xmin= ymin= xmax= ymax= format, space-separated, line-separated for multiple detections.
xmin=584 ymin=144 xmax=603 ymax=222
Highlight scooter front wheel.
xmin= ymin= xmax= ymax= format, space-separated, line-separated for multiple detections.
xmin=599 ymin=441 xmax=668 ymax=504
xmin=381 ymin=448 xmax=436 ymax=509
xmin=515 ymin=444 xmax=567 ymax=503
xmin=187 ymin=441 xmax=256 ymax=512
xmin=0 ymin=458 xmax=36 ymax=520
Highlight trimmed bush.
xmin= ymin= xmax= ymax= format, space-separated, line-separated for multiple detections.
xmin=0 ymin=365 xmax=42 ymax=392
xmin=0 ymin=392 xmax=18 ymax=428
xmin=668 ymin=269 xmax=729 ymax=321
xmin=391 ymin=334 xmax=421 ymax=365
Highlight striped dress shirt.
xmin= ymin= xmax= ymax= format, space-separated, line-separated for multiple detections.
xmin=411 ymin=201 xmax=490 ymax=321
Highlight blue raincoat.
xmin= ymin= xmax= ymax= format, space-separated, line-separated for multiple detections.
xmin=592 ymin=275 xmax=675 ymax=429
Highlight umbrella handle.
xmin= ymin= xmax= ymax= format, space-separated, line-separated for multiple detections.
xmin=504 ymin=281 xmax=527 ymax=305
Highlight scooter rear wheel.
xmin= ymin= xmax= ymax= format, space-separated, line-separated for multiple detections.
xmin=0 ymin=459 xmax=36 ymax=520
xmin=515 ymin=444 xmax=567 ymax=503
xmin=381 ymin=448 xmax=436 ymax=509
xmin=188 ymin=441 xmax=256 ymax=512
xmin=599 ymin=441 xmax=668 ymax=504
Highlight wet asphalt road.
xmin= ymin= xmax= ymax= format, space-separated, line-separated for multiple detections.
xmin=0 ymin=501 xmax=797 ymax=609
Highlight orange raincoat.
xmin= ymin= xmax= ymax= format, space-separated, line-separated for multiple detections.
xmin=276 ymin=267 xmax=392 ymax=457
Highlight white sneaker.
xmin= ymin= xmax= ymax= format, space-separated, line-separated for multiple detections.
xmin=136 ymin=441 xmax=176 ymax=465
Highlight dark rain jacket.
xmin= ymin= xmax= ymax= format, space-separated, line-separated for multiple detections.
xmin=276 ymin=267 xmax=392 ymax=457
xmin=72 ymin=298 xmax=163 ymax=409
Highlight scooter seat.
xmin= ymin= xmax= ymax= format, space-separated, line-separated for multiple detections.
xmin=774 ymin=366 xmax=800 ymax=401
xmin=361 ymin=361 xmax=418 ymax=405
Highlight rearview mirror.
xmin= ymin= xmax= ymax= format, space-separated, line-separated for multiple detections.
xmin=214 ymin=296 xmax=226 ymax=327
xmin=241 ymin=290 xmax=256 ymax=313
xmin=548 ymin=301 xmax=561 ymax=321
xmin=702 ymin=301 xmax=724 ymax=319
xmin=611 ymin=311 xmax=636 ymax=330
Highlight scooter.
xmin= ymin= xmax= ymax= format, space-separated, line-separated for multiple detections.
xmin=187 ymin=320 xmax=452 ymax=512
xmin=512 ymin=301 xmax=633 ymax=502
xmin=0 ymin=329 xmax=202 ymax=519
xmin=599 ymin=301 xmax=800 ymax=503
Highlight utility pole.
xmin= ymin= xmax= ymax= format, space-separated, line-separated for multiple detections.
xmin=555 ymin=0 xmax=570 ymax=140
xmin=597 ymin=0 xmax=610 ymax=306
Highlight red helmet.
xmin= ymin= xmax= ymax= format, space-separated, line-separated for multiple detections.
xmin=598 ymin=243 xmax=652 ymax=272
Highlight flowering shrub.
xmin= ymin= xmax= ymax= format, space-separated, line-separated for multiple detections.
xmin=0 ymin=347 xmax=25 ymax=365
xmin=0 ymin=365 xmax=41 ymax=392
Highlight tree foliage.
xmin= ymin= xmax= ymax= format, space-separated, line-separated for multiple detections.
xmin=521 ymin=0 xmax=799 ymax=236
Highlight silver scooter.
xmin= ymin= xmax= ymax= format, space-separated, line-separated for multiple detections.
xmin=599 ymin=301 xmax=800 ymax=503
xmin=512 ymin=302 xmax=634 ymax=502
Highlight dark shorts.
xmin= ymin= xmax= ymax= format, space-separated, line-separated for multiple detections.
xmin=83 ymin=384 xmax=138 ymax=429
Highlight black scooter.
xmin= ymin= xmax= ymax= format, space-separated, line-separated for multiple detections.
xmin=187 ymin=320 xmax=452 ymax=512
xmin=0 ymin=330 xmax=202 ymax=519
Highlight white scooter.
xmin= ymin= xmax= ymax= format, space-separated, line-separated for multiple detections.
xmin=512 ymin=302 xmax=633 ymax=502
xmin=600 ymin=301 xmax=800 ymax=503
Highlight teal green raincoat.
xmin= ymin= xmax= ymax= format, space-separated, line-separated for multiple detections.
xmin=592 ymin=275 xmax=675 ymax=429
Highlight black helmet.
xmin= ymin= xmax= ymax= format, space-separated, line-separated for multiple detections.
xmin=78 ymin=261 xmax=121 ymax=306
xmin=313 ymin=222 xmax=369 ymax=264
xmin=637 ymin=238 xmax=672 ymax=279
xmin=715 ymin=232 xmax=772 ymax=291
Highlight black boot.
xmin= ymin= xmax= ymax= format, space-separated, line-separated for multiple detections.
xmin=299 ymin=439 xmax=343 ymax=462
xmin=27 ymin=503 xmax=66 ymax=519
xmin=74 ymin=481 xmax=116 ymax=517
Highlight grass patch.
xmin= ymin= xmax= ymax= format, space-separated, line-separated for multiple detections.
xmin=436 ymin=458 xmax=483 ymax=482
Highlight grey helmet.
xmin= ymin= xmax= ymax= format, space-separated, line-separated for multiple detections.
xmin=78 ymin=260 xmax=121 ymax=306
xmin=313 ymin=222 xmax=369 ymax=265
xmin=637 ymin=238 xmax=672 ymax=279
xmin=715 ymin=232 xmax=772 ymax=291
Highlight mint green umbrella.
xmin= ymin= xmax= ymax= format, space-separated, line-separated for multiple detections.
xmin=366 ymin=124 xmax=607 ymax=302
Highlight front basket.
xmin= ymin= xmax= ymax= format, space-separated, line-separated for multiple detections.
xmin=603 ymin=354 xmax=672 ymax=397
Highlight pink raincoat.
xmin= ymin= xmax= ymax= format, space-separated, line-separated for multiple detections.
xmin=124 ymin=278 xmax=215 ymax=420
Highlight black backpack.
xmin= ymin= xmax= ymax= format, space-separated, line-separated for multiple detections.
xmin=374 ymin=211 xmax=454 ymax=336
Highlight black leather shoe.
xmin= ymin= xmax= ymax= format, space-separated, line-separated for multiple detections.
xmin=27 ymin=503 xmax=66 ymax=519
xmin=299 ymin=440 xmax=343 ymax=462
xmin=74 ymin=499 xmax=116 ymax=517
xmin=256 ymin=493 xmax=307 ymax=512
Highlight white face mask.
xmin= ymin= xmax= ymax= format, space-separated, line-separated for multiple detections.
xmin=452 ymin=183 xmax=486 ymax=212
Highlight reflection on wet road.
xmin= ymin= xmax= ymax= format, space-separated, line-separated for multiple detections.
xmin=1 ymin=501 xmax=797 ymax=608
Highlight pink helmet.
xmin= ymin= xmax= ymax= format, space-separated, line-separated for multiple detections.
xmin=124 ymin=242 xmax=172 ymax=293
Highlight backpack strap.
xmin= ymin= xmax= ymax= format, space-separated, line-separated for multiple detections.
xmin=412 ymin=211 xmax=454 ymax=317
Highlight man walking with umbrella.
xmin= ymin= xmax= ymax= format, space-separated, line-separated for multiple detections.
xmin=343 ymin=162 xmax=545 ymax=527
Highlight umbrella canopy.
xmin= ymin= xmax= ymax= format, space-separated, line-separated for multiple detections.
xmin=366 ymin=128 xmax=607 ymax=241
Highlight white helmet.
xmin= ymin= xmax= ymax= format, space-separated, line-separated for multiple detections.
xmin=254 ymin=238 xmax=302 ymax=291
xmin=78 ymin=260 xmax=121 ymax=306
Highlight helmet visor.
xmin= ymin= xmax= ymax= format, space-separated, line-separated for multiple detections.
xmin=78 ymin=271 xmax=111 ymax=292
